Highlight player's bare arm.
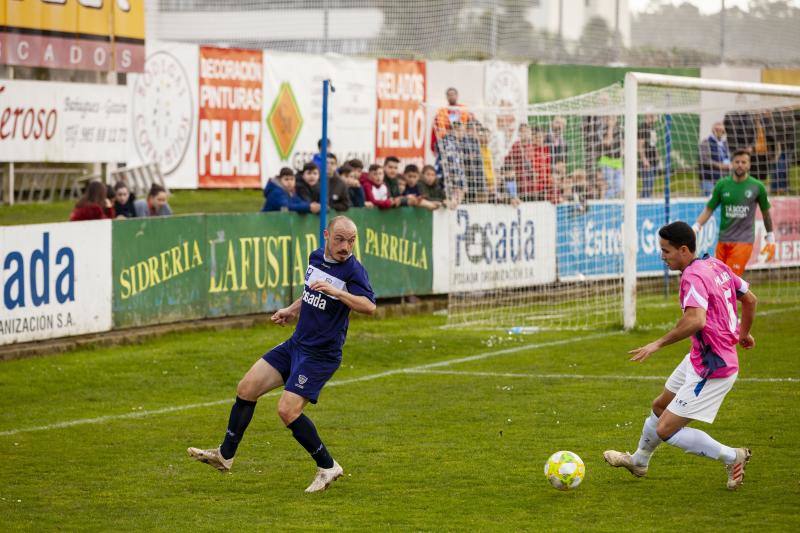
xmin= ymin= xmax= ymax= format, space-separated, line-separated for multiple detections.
xmin=738 ymin=290 xmax=758 ymax=349
xmin=309 ymin=280 xmax=376 ymax=315
xmin=271 ymin=297 xmax=303 ymax=326
xmin=693 ymin=207 xmax=713 ymax=233
xmin=629 ymin=307 xmax=706 ymax=362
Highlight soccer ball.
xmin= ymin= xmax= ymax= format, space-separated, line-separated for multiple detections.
xmin=544 ymin=450 xmax=585 ymax=491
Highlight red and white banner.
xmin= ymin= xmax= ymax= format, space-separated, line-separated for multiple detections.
xmin=198 ymin=47 xmax=263 ymax=188
xmin=0 ymin=79 xmax=128 ymax=163
xmin=750 ymin=196 xmax=800 ymax=269
xmin=375 ymin=59 xmax=426 ymax=168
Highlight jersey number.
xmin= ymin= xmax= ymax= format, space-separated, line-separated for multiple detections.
xmin=723 ymin=288 xmax=737 ymax=334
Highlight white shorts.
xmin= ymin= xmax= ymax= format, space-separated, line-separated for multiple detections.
xmin=664 ymin=353 xmax=737 ymax=423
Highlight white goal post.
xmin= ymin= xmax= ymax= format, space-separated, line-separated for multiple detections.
xmin=623 ymin=72 xmax=800 ymax=329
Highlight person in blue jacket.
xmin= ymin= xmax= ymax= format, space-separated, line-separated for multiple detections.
xmin=262 ymin=167 xmax=321 ymax=214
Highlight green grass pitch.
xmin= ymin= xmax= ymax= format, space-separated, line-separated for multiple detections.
xmin=1 ymin=297 xmax=798 ymax=531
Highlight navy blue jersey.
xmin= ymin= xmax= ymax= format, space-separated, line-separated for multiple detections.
xmin=292 ymin=248 xmax=375 ymax=358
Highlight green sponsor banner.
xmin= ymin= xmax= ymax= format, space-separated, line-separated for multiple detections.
xmin=283 ymin=208 xmax=433 ymax=298
xmin=112 ymin=209 xmax=433 ymax=328
xmin=528 ymin=64 xmax=700 ymax=103
xmin=205 ymin=212 xmax=302 ymax=317
xmin=113 ymin=215 xmax=208 ymax=328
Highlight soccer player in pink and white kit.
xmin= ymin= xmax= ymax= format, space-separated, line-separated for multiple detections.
xmin=604 ymin=221 xmax=756 ymax=490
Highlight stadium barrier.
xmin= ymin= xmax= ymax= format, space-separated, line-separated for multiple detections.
xmin=3 ymin=198 xmax=798 ymax=346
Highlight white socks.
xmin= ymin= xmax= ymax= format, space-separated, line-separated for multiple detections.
xmin=632 ymin=411 xmax=661 ymax=467
xmin=665 ymin=427 xmax=737 ymax=464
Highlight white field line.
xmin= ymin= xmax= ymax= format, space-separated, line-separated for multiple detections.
xmin=406 ymin=369 xmax=800 ymax=383
xmin=0 ymin=332 xmax=621 ymax=437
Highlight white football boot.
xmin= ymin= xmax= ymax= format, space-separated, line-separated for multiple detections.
xmin=304 ymin=460 xmax=344 ymax=493
xmin=725 ymin=447 xmax=751 ymax=490
xmin=603 ymin=450 xmax=648 ymax=477
xmin=187 ymin=447 xmax=233 ymax=472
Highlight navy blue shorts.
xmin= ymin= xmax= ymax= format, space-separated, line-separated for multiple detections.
xmin=262 ymin=338 xmax=340 ymax=404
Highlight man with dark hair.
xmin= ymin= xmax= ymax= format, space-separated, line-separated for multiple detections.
xmin=605 ymin=220 xmax=757 ymax=491
xmin=384 ymin=156 xmax=417 ymax=207
xmin=692 ymin=149 xmax=774 ymax=276
xmin=698 ymin=122 xmax=731 ymax=196
xmin=325 ymin=153 xmax=351 ymax=212
xmin=188 ymin=216 xmax=376 ymax=493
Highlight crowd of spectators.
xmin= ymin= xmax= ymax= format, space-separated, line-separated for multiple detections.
xmin=70 ymin=181 xmax=172 ymax=221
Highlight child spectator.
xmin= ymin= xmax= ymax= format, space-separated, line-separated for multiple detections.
xmin=361 ymin=164 xmax=394 ymax=210
xmin=494 ymin=164 xmax=521 ymax=207
xmin=340 ymin=164 xmax=367 ymax=208
xmin=295 ymin=162 xmax=321 ymax=203
xmin=134 ymin=183 xmax=173 ymax=217
xmin=402 ymin=164 xmax=438 ymax=211
xmin=261 ymin=167 xmax=320 ymax=214
xmin=70 ymin=180 xmax=114 ymax=221
xmin=418 ymin=164 xmax=448 ymax=208
xmin=112 ymin=181 xmax=137 ymax=219
xmin=326 ymin=153 xmax=351 ymax=212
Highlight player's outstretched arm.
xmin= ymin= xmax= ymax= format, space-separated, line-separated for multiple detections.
xmin=629 ymin=307 xmax=706 ymax=362
xmin=309 ymin=280 xmax=376 ymax=315
xmin=271 ymin=297 xmax=303 ymax=326
xmin=738 ymin=290 xmax=758 ymax=349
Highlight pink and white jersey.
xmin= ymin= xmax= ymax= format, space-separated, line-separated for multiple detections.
xmin=679 ymin=256 xmax=749 ymax=379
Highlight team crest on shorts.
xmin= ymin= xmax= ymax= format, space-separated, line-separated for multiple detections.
xmin=298 ymin=374 xmax=308 ymax=385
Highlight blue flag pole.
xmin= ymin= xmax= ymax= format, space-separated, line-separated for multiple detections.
xmin=319 ymin=79 xmax=331 ymax=247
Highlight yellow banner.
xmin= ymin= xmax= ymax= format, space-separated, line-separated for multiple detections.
xmin=762 ymin=69 xmax=800 ymax=86
xmin=4 ymin=0 xmax=144 ymax=41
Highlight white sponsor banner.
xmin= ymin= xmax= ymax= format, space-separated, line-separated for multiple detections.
xmin=262 ymin=51 xmax=376 ymax=184
xmin=0 ymin=221 xmax=113 ymax=345
xmin=127 ymin=40 xmax=200 ymax=189
xmin=444 ymin=202 xmax=557 ymax=292
xmin=0 ymin=79 xmax=128 ymax=163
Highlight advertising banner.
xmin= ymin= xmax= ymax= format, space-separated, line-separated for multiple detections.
xmin=375 ymin=59 xmax=426 ymax=169
xmin=0 ymin=79 xmax=129 ymax=163
xmin=443 ymin=203 xmax=557 ymax=291
xmin=198 ymin=47 xmax=263 ymax=188
xmin=556 ymin=199 xmax=718 ymax=280
xmin=263 ymin=52 xmax=376 ymax=184
xmin=205 ymin=213 xmax=297 ymax=317
xmin=1 ymin=221 xmax=112 ymax=345
xmin=1 ymin=0 xmax=145 ymax=72
xmin=112 ymin=216 xmax=208 ymax=328
xmin=749 ymin=196 xmax=800 ymax=269
xmin=128 ymin=41 xmax=199 ymax=189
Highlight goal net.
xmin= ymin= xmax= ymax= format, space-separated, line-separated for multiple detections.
xmin=433 ymin=74 xmax=800 ymax=331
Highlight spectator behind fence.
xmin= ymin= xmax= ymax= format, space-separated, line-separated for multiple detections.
xmin=402 ymin=165 xmax=439 ymax=211
xmin=262 ymin=167 xmax=319 ymax=214
xmin=70 ymin=180 xmax=115 ymax=221
xmin=361 ymin=164 xmax=394 ymax=210
xmin=477 ymin=124 xmax=495 ymax=193
xmin=432 ymin=87 xmax=472 ymax=155
xmin=383 ymin=156 xmax=403 ymax=197
xmin=344 ymin=159 xmax=370 ymax=208
xmin=530 ymin=126 xmax=557 ymax=202
xmin=598 ymin=114 xmax=623 ymax=199
xmin=699 ymin=122 xmax=731 ymax=196
xmin=546 ymin=116 xmax=569 ymax=169
xmin=438 ymin=123 xmax=467 ymax=205
xmin=461 ymin=121 xmax=486 ymax=202
xmin=296 ymin=162 xmax=321 ymax=204
xmin=638 ymin=114 xmax=662 ymax=198
xmin=418 ymin=164 xmax=448 ymax=208
xmin=505 ymin=123 xmax=534 ymax=200
xmin=134 ymin=183 xmax=173 ymax=218
xmin=311 ymin=138 xmax=331 ymax=172
xmin=112 ymin=181 xmax=137 ymax=219
xmin=326 ymin=153 xmax=351 ymax=212
xmin=493 ymin=164 xmax=521 ymax=207
xmin=771 ymin=107 xmax=797 ymax=193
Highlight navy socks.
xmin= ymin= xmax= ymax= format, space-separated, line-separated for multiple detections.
xmin=220 ymin=396 xmax=257 ymax=460
xmin=287 ymin=413 xmax=334 ymax=469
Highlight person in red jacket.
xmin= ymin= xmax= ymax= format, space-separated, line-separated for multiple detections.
xmin=70 ymin=180 xmax=114 ymax=221
xmin=360 ymin=164 xmax=395 ymax=210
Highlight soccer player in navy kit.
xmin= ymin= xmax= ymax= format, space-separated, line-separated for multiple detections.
xmin=188 ymin=216 xmax=376 ymax=493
